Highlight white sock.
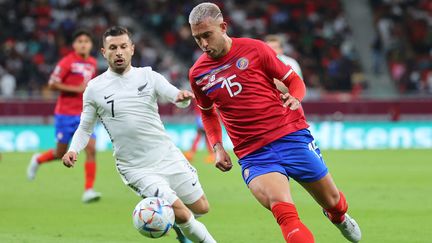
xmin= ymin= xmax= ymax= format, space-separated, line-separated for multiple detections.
xmin=177 ymin=214 xmax=216 ymax=243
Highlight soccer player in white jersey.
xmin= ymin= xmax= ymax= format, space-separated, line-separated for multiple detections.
xmin=62 ymin=26 xmax=216 ymax=243
xmin=265 ymin=34 xmax=303 ymax=94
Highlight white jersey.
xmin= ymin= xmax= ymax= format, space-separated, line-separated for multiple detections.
xmin=69 ymin=66 xmax=190 ymax=168
xmin=278 ymin=54 xmax=303 ymax=79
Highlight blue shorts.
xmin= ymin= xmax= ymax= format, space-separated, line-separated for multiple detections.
xmin=238 ymin=129 xmax=328 ymax=185
xmin=54 ymin=114 xmax=96 ymax=144
xmin=195 ymin=115 xmax=204 ymax=129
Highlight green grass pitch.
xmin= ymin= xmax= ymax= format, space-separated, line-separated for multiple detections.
xmin=0 ymin=149 xmax=431 ymax=243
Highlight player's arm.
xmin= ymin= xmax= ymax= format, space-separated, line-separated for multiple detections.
xmin=152 ymin=71 xmax=194 ymax=108
xmin=48 ymin=62 xmax=86 ymax=93
xmin=62 ymin=87 xmax=97 ymax=168
xmin=260 ymin=42 xmax=306 ymax=110
xmin=189 ymin=72 xmax=232 ymax=172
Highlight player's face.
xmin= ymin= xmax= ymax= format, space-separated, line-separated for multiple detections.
xmin=266 ymin=41 xmax=283 ymax=55
xmin=73 ymin=35 xmax=93 ymax=58
xmin=101 ymin=34 xmax=135 ymax=74
xmin=191 ymin=18 xmax=229 ymax=59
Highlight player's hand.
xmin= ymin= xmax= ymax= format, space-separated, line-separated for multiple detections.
xmin=213 ymin=143 xmax=233 ymax=172
xmin=175 ymin=90 xmax=195 ymax=103
xmin=62 ymin=151 xmax=77 ymax=168
xmin=280 ymin=93 xmax=301 ymax=110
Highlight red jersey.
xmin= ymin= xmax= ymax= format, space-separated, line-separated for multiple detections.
xmin=189 ymin=38 xmax=309 ymax=158
xmin=49 ymin=52 xmax=97 ymax=115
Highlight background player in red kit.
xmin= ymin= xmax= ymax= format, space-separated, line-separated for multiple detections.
xmin=188 ymin=3 xmax=361 ymax=243
xmin=27 ymin=30 xmax=101 ymax=203
xmin=184 ymin=101 xmax=215 ymax=163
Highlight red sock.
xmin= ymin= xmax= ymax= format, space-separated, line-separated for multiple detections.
xmin=324 ymin=191 xmax=348 ymax=224
xmin=36 ymin=149 xmax=55 ymax=164
xmin=271 ymin=202 xmax=315 ymax=243
xmin=204 ymin=135 xmax=214 ymax=154
xmin=191 ymin=133 xmax=202 ymax=153
xmin=84 ymin=161 xmax=96 ymax=190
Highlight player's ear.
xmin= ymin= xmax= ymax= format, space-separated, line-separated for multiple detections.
xmin=101 ymin=47 xmax=106 ymax=58
xmin=220 ymin=21 xmax=228 ymax=34
xmin=131 ymin=43 xmax=135 ymax=55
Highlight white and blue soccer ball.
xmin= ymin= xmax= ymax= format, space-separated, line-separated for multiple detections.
xmin=132 ymin=197 xmax=175 ymax=238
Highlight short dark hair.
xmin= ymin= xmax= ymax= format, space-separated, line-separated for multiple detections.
xmin=72 ymin=29 xmax=93 ymax=42
xmin=102 ymin=26 xmax=132 ymax=44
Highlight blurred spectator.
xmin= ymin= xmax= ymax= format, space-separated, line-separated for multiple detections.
xmin=123 ymin=0 xmax=361 ymax=94
xmin=0 ymin=68 xmax=16 ymax=97
xmin=371 ymin=0 xmax=432 ymax=94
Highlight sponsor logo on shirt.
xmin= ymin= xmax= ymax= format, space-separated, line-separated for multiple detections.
xmin=236 ymin=57 xmax=249 ymax=70
xmin=71 ymin=62 xmax=95 ymax=83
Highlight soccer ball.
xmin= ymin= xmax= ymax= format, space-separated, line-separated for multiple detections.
xmin=132 ymin=197 xmax=175 ymax=238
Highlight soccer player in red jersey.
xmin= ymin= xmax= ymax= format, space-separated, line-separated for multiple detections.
xmin=184 ymin=101 xmax=215 ymax=163
xmin=188 ymin=3 xmax=362 ymax=243
xmin=27 ymin=30 xmax=101 ymax=203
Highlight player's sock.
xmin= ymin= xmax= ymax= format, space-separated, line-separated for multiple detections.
xmin=37 ymin=149 xmax=55 ymax=164
xmin=191 ymin=133 xmax=202 ymax=153
xmin=177 ymin=214 xmax=216 ymax=243
xmin=271 ymin=202 xmax=314 ymax=243
xmin=84 ymin=161 xmax=96 ymax=190
xmin=324 ymin=191 xmax=348 ymax=224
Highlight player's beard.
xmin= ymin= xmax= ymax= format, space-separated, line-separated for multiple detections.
xmin=111 ymin=59 xmax=130 ymax=74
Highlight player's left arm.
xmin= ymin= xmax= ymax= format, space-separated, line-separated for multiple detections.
xmin=152 ymin=71 xmax=194 ymax=108
xmin=63 ymin=87 xmax=98 ymax=168
xmin=260 ymin=42 xmax=306 ymax=110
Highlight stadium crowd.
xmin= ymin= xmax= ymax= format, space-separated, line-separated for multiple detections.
xmin=123 ymin=0 xmax=362 ymax=96
xmin=0 ymin=0 xmax=179 ymax=98
xmin=371 ymin=0 xmax=432 ymax=94
xmin=2 ymin=0 xmax=430 ymax=98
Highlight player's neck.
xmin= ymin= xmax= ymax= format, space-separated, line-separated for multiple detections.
xmin=109 ymin=65 xmax=132 ymax=75
xmin=220 ymin=36 xmax=232 ymax=57
xmin=76 ymin=52 xmax=90 ymax=59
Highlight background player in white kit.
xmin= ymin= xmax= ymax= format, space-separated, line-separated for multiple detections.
xmin=62 ymin=26 xmax=216 ymax=243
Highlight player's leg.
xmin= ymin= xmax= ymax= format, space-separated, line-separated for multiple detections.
xmin=239 ymin=144 xmax=314 ymax=243
xmin=247 ymin=172 xmax=314 ymax=243
xmin=172 ymin=198 xmax=216 ymax=243
xmin=27 ymin=115 xmax=73 ymax=180
xmin=118 ymin=164 xmax=215 ymax=243
xmin=166 ymin=156 xmax=215 ymax=243
xmin=281 ymin=129 xmax=361 ymax=242
xmin=82 ymin=137 xmax=101 ymax=203
xmin=299 ymin=174 xmax=361 ymax=242
xmin=203 ymin=133 xmax=214 ymax=163
xmin=185 ymin=131 xmax=202 ymax=161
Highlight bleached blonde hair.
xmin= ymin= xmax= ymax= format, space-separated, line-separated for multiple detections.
xmin=188 ymin=2 xmax=223 ymax=25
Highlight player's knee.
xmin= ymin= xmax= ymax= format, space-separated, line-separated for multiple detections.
xmin=173 ymin=207 xmax=192 ymax=224
xmin=189 ymin=196 xmax=210 ymax=215
xmin=195 ymin=202 xmax=210 ymax=215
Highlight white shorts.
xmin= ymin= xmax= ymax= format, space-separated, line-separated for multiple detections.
xmin=115 ymin=151 xmax=204 ymax=205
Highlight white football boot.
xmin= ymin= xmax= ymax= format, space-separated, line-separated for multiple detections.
xmin=82 ymin=189 xmax=102 ymax=203
xmin=27 ymin=153 xmax=40 ymax=180
xmin=325 ymin=211 xmax=362 ymax=242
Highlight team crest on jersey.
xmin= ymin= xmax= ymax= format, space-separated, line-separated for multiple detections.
xmin=236 ymin=57 xmax=249 ymax=70
xmin=243 ymin=168 xmax=250 ymax=180
xmin=137 ymin=83 xmax=148 ymax=96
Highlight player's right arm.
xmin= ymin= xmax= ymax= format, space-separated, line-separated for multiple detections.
xmin=48 ymin=59 xmax=86 ymax=93
xmin=62 ymin=86 xmax=98 ymax=168
xmin=189 ymin=71 xmax=232 ymax=172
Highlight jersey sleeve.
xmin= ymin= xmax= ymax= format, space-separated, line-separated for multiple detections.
xmin=259 ymin=42 xmax=306 ymax=101
xmin=152 ymin=70 xmax=190 ymax=108
xmin=259 ymin=42 xmax=292 ymax=81
xmin=49 ymin=58 xmax=70 ymax=84
xmin=189 ymin=70 xmax=213 ymax=110
xmin=68 ymin=86 xmax=98 ymax=153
